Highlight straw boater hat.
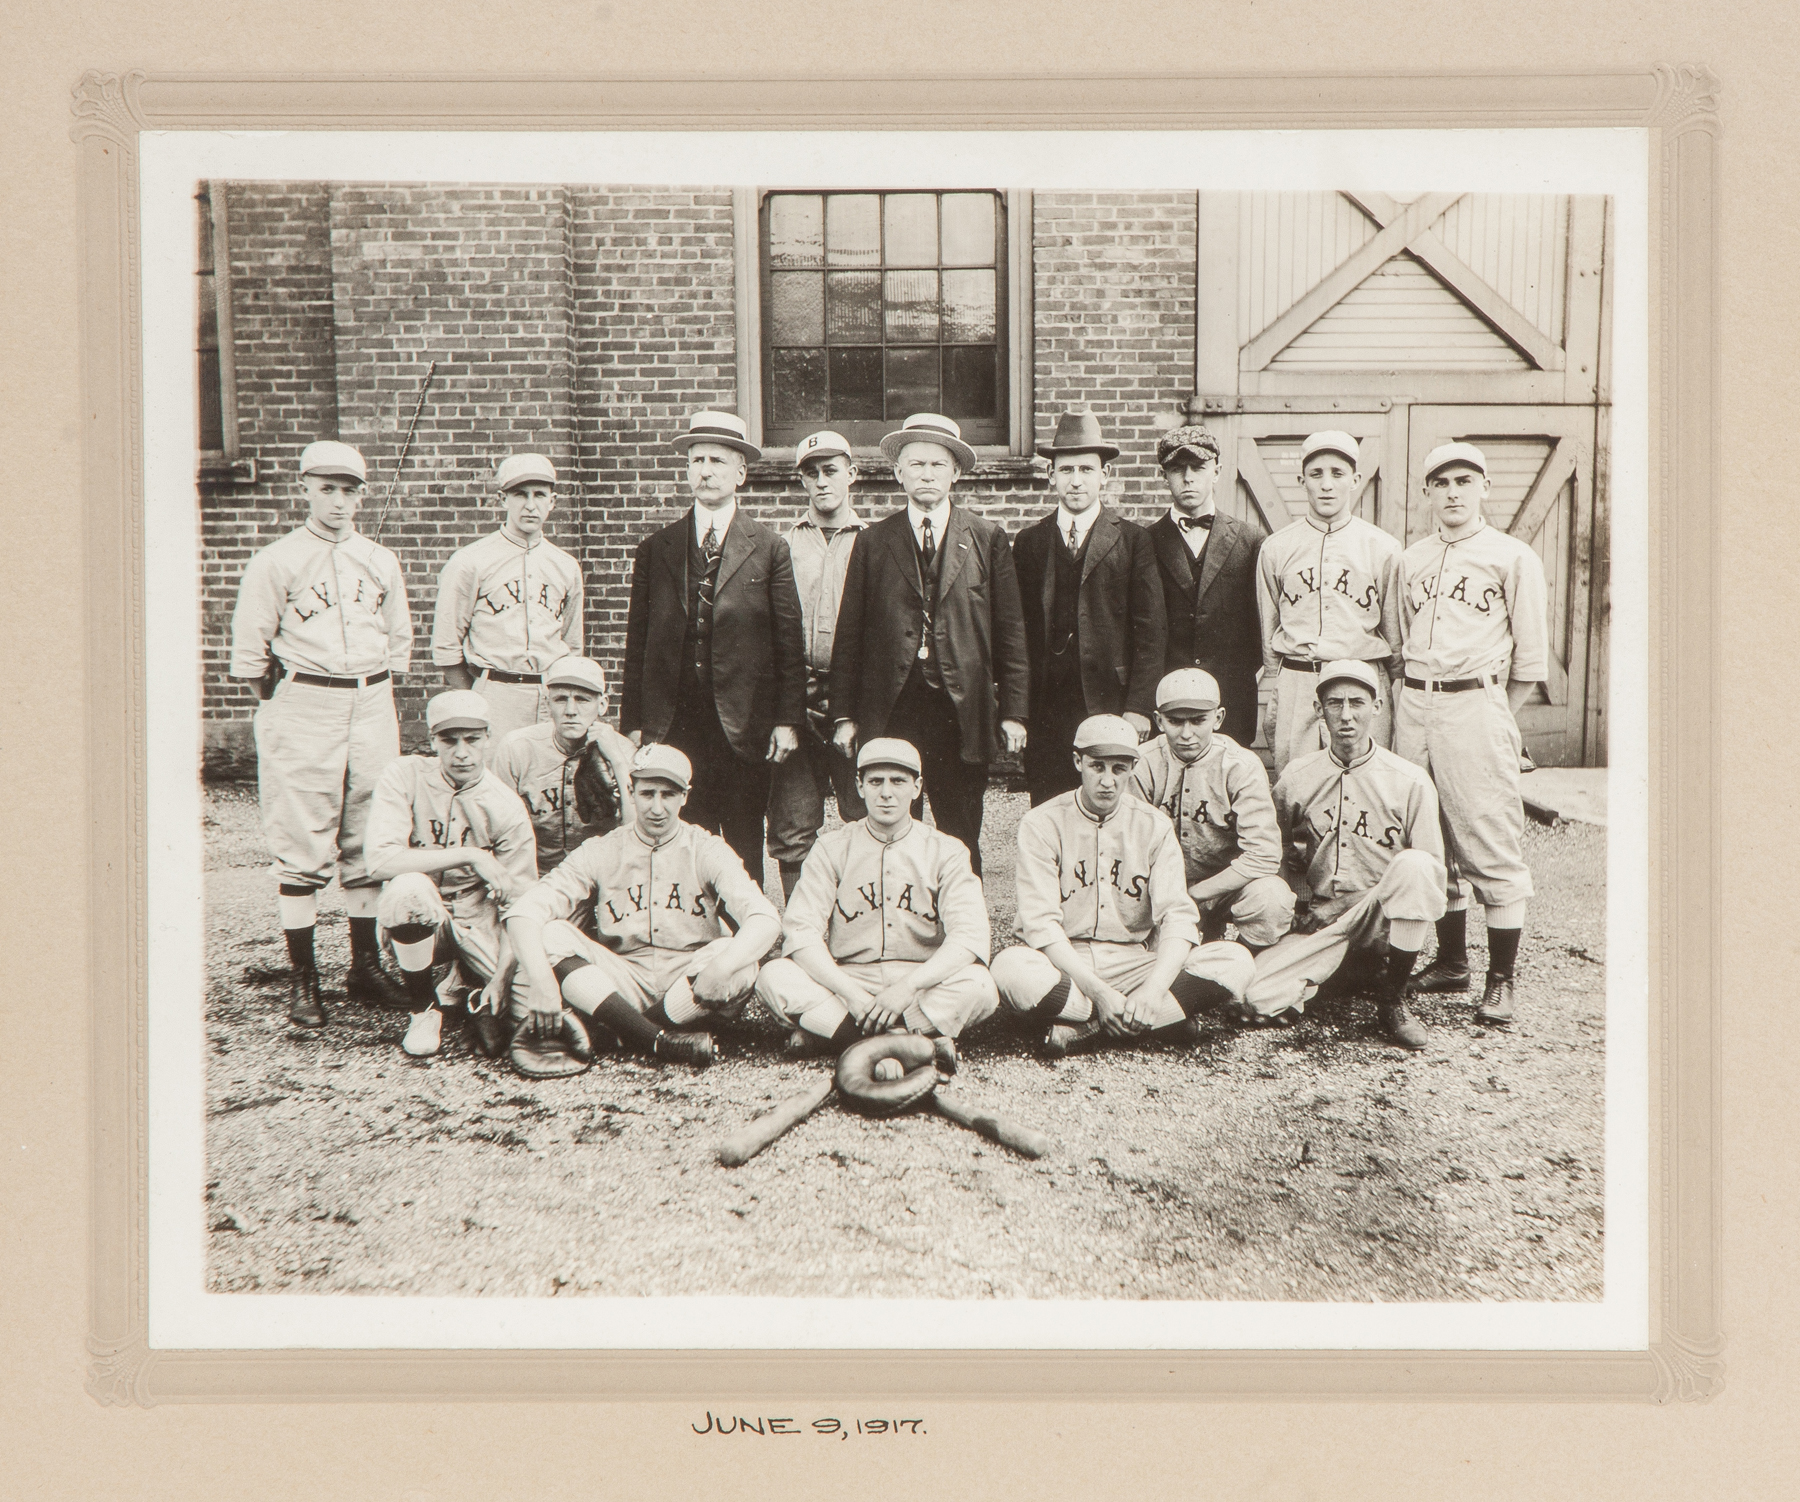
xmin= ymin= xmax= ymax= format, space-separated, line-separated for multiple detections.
xmin=672 ymin=410 xmax=762 ymax=463
xmin=878 ymin=412 xmax=977 ymax=471
xmin=1036 ymin=411 xmax=1119 ymax=464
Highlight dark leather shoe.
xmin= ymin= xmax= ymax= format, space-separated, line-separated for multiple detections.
xmin=345 ymin=955 xmax=410 ymax=1008
xmin=1476 ymin=974 xmax=1516 ymax=1025
xmin=288 ymin=966 xmax=326 ymax=1028
xmin=932 ymin=1035 xmax=959 ymax=1076
xmin=782 ymin=1027 xmax=816 ymax=1059
xmin=468 ymin=1007 xmax=512 ymax=1059
xmin=1408 ymin=957 xmax=1471 ymax=994
xmin=652 ymin=1030 xmax=714 ymax=1069
xmin=1377 ymin=1001 xmax=1430 ymax=1050
xmin=1039 ymin=1020 xmax=1104 ymax=1059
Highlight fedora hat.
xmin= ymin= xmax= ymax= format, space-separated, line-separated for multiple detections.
xmin=673 ymin=409 xmax=762 ymax=463
xmin=878 ymin=412 xmax=976 ymax=471
xmin=1036 ymin=411 xmax=1119 ymax=464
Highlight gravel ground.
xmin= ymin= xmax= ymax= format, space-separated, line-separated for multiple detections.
xmin=203 ymin=782 xmax=1604 ymax=1301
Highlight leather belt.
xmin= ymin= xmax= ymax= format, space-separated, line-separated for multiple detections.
xmin=1280 ymin=656 xmax=1322 ymax=672
xmin=291 ymin=669 xmax=390 ymax=689
xmin=478 ymin=667 xmax=543 ymax=684
xmin=1403 ymin=673 xmax=1500 ymax=693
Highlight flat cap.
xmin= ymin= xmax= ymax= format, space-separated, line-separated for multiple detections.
xmin=1156 ymin=424 xmax=1221 ymax=468
xmin=1422 ymin=441 xmax=1488 ymax=479
xmin=299 ymin=440 xmax=367 ymax=481
xmin=496 ymin=453 xmax=557 ymax=492
xmin=855 ymin=737 xmax=923 ymax=776
xmin=426 ymin=689 xmax=491 ymax=733
xmin=1072 ymin=714 xmax=1143 ymax=760
xmin=542 ymin=655 xmax=606 ymax=694
xmin=630 ymin=742 xmax=693 ymax=792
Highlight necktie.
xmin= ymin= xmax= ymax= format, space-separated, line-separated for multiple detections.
xmin=1176 ymin=513 xmax=1214 ymax=532
xmin=1067 ymin=518 xmax=1079 ymax=552
xmin=920 ymin=516 xmax=936 ymax=567
xmin=702 ymin=522 xmax=719 ymax=558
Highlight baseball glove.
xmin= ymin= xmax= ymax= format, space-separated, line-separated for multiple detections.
xmin=834 ymin=1033 xmax=957 ymax=1117
xmin=508 ymin=1009 xmax=595 ymax=1079
xmin=572 ymin=738 xmax=622 ymax=833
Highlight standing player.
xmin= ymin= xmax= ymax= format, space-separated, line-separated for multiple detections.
xmin=990 ymin=715 xmax=1256 ymax=1058
xmin=431 ymin=452 xmax=584 ymax=742
xmin=229 ymin=440 xmax=413 ymax=1027
xmin=1394 ymin=443 xmax=1549 ymax=1025
xmin=1241 ymin=662 xmax=1446 ymax=1049
xmin=363 ymin=689 xmax=547 ymax=1062
xmin=766 ymin=430 xmax=868 ymax=901
xmin=755 ymin=738 xmax=997 ymax=1059
xmin=492 ymin=655 xmax=637 ymax=876
xmin=1256 ymin=432 xmax=1403 ymax=773
xmin=1131 ymin=669 xmax=1295 ymax=953
xmin=504 ymin=744 xmax=783 ymax=1070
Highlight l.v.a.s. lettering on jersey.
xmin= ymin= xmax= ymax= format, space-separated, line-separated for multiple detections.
xmin=292 ymin=570 xmax=388 ymax=623
xmin=1306 ymin=799 xmax=1405 ymax=851
xmin=1279 ymin=564 xmax=1380 ymax=612
xmin=832 ymin=880 xmax=941 ymax=928
xmin=1408 ymin=568 xmax=1507 ymax=617
xmin=604 ymin=881 xmax=714 ymax=926
xmin=1060 ymin=857 xmax=1151 ymax=904
xmin=475 ymin=576 xmax=569 ymax=618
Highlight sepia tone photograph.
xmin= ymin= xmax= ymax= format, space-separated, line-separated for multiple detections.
xmin=190 ymin=175 xmax=1613 ymax=1308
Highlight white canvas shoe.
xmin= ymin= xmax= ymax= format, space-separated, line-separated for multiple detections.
xmin=402 ymin=1007 xmax=444 ymax=1057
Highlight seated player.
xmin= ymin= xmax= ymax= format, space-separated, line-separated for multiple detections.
xmin=1240 ymin=661 xmax=1446 ymax=1050
xmin=1131 ymin=668 xmax=1295 ymax=953
xmin=754 ymin=737 xmax=997 ymax=1060
xmin=990 ymin=715 xmax=1256 ymax=1057
xmin=362 ymin=689 xmax=539 ymax=1060
xmin=504 ymin=743 xmax=782 ymax=1069
xmin=492 ymin=654 xmax=637 ymax=875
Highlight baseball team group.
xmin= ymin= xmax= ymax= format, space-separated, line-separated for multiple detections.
xmin=226 ymin=401 xmax=1548 ymax=1083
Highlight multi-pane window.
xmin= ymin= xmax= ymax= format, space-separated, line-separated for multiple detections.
xmin=197 ymin=184 xmax=224 ymax=455
xmin=760 ymin=190 xmax=1007 ymax=450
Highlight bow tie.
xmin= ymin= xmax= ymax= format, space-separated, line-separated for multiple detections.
xmin=1176 ymin=513 xmax=1214 ymax=532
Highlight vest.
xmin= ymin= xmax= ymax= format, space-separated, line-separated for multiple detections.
xmin=1046 ymin=529 xmax=1084 ymax=687
xmin=680 ymin=523 xmax=722 ymax=692
xmin=913 ymin=523 xmax=946 ymax=691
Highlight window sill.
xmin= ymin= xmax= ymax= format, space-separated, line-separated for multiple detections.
xmin=746 ymin=452 xmax=1045 ymax=484
xmin=199 ymin=454 xmax=258 ymax=484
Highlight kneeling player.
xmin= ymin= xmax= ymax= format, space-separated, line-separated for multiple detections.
xmin=755 ymin=737 xmax=997 ymax=1059
xmin=505 ymin=744 xmax=782 ymax=1069
xmin=363 ymin=690 xmax=539 ymax=1059
xmin=990 ymin=715 xmax=1255 ymax=1057
xmin=1131 ymin=668 xmax=1295 ymax=952
xmin=1240 ymin=661 xmax=1446 ymax=1049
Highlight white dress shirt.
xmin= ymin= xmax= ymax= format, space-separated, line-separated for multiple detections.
xmin=907 ymin=499 xmax=951 ymax=553
xmin=1057 ymin=503 xmax=1101 ymax=551
xmin=693 ymin=498 xmax=737 ymax=548
xmin=1168 ymin=504 xmax=1217 ymax=559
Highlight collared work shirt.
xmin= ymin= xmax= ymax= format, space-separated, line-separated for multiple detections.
xmin=785 ymin=512 xmax=866 ymax=675
xmin=230 ymin=523 xmax=413 ymax=680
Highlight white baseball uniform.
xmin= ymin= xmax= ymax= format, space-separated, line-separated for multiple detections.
xmin=430 ymin=529 xmax=584 ymax=740
xmin=506 ymin=818 xmax=779 ymax=1024
xmin=1243 ymin=742 xmax=1447 ymax=1017
xmin=1393 ymin=519 xmax=1548 ymax=910
xmin=1130 ymin=732 xmax=1296 ymax=948
xmin=491 ymin=720 xmax=635 ymax=875
xmin=755 ymin=818 xmax=998 ymax=1038
xmin=1256 ymin=514 xmax=1402 ymax=771
xmin=229 ymin=521 xmax=413 ymax=892
xmin=990 ymin=790 xmax=1254 ymax=1028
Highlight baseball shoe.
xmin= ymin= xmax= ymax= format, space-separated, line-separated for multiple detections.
xmin=1038 ymin=1020 xmax=1105 ymax=1059
xmin=1376 ymin=1000 xmax=1430 ymax=1051
xmin=1475 ymin=974 xmax=1516 ymax=1025
xmin=402 ymin=1007 xmax=444 ymax=1057
xmin=345 ymin=955 xmax=410 ymax=1008
xmin=467 ymin=1007 xmax=512 ymax=1060
xmin=782 ymin=1027 xmax=815 ymax=1059
xmin=1160 ymin=1017 xmax=1205 ymax=1046
xmin=1408 ymin=957 xmax=1471 ymax=994
xmin=652 ymin=1030 xmax=715 ymax=1069
xmin=287 ymin=966 xmax=326 ymax=1028
xmin=932 ymin=1035 xmax=959 ymax=1076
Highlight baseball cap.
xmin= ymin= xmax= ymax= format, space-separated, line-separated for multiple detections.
xmin=630 ymin=742 xmax=693 ymax=792
xmin=1299 ymin=430 xmax=1360 ymax=469
xmin=496 ymin=453 xmax=557 ymax=492
xmin=855 ymin=737 xmax=923 ymax=776
xmin=426 ymin=689 xmax=492 ymax=733
xmin=1316 ymin=660 xmax=1382 ymax=698
xmin=1422 ymin=441 xmax=1488 ymax=480
xmin=795 ymin=430 xmax=854 ymax=469
xmin=542 ymin=656 xmax=606 ymax=694
xmin=1072 ymin=714 xmax=1143 ymax=760
xmin=299 ymin=440 xmax=367 ymax=482
xmin=1156 ymin=424 xmax=1220 ymax=468
xmin=1155 ymin=668 xmax=1221 ymax=712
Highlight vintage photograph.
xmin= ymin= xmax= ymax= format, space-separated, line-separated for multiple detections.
xmin=192 ymin=178 xmax=1611 ymax=1305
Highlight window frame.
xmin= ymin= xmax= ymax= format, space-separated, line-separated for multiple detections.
xmin=196 ymin=180 xmax=253 ymax=484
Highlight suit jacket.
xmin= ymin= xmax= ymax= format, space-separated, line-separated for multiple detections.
xmin=1011 ymin=506 xmax=1166 ymax=720
xmin=620 ymin=507 xmax=807 ymax=760
xmin=828 ymin=504 xmax=1030 ymax=764
xmin=1149 ymin=509 xmax=1267 ymax=737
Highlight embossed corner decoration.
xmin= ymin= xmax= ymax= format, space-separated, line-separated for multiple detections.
xmin=70 ymin=69 xmax=148 ymax=148
xmin=1650 ymin=1333 xmax=1727 ymax=1404
xmin=1649 ymin=63 xmax=1721 ymax=137
xmin=86 ymin=1333 xmax=158 ymax=1408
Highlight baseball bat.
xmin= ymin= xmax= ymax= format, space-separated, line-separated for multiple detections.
xmin=716 ymin=1076 xmax=835 ymax=1167
xmin=931 ymin=1089 xmax=1052 ymax=1159
xmin=369 ymin=359 xmax=438 ymax=542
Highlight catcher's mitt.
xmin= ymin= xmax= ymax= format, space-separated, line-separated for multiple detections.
xmin=835 ymin=1033 xmax=957 ymax=1117
xmin=508 ymin=1009 xmax=595 ymax=1079
xmin=572 ymin=738 xmax=622 ymax=833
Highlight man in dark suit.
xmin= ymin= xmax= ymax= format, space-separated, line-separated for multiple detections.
xmin=1146 ymin=424 xmax=1267 ymax=749
xmin=621 ymin=410 xmax=806 ymax=889
xmin=829 ymin=413 xmax=1029 ymax=876
xmin=1011 ymin=412 xmax=1166 ymax=805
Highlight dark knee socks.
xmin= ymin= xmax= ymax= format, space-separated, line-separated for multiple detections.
xmin=1486 ymin=926 xmax=1522 ymax=979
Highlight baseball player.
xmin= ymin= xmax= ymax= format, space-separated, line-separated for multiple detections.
xmin=431 ymin=452 xmax=584 ymax=742
xmin=363 ymin=689 xmax=540 ymax=1060
xmin=1256 ymin=431 xmax=1404 ymax=773
xmin=755 ymin=737 xmax=997 ymax=1059
xmin=767 ymin=429 xmax=867 ymax=901
xmin=1131 ymin=669 xmax=1295 ymax=952
xmin=504 ymin=743 xmax=783 ymax=1070
xmin=229 ymin=439 xmax=414 ymax=1027
xmin=990 ymin=715 xmax=1256 ymax=1058
xmin=1241 ymin=661 xmax=1446 ymax=1049
xmin=491 ymin=655 xmax=637 ymax=876
xmin=1394 ymin=443 xmax=1549 ymax=1025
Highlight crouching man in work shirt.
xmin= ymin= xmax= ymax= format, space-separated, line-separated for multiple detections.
xmin=504 ymin=743 xmax=782 ymax=1070
xmin=990 ymin=715 xmax=1256 ymax=1058
xmin=755 ymin=737 xmax=998 ymax=1060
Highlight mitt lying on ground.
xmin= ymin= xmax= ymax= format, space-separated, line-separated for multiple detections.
xmin=834 ymin=1033 xmax=957 ymax=1116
